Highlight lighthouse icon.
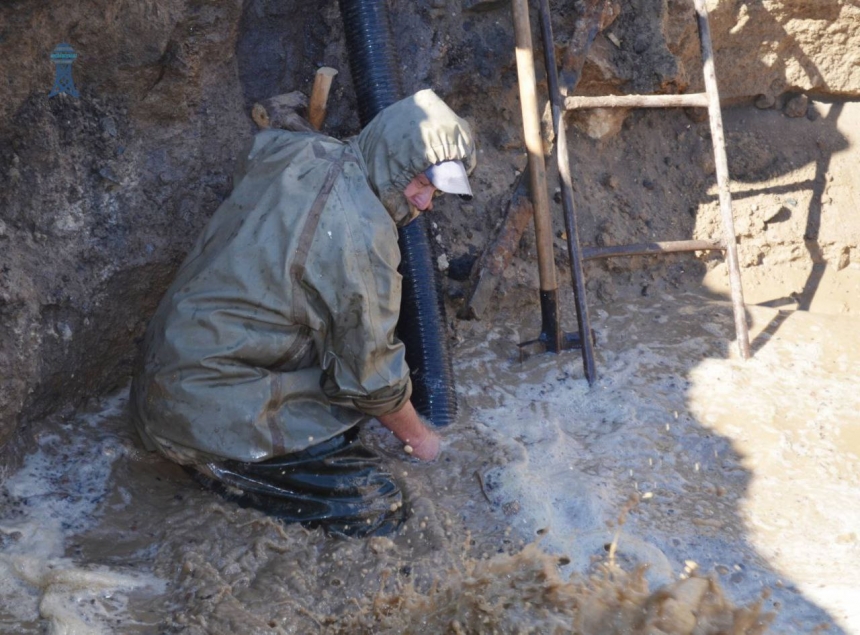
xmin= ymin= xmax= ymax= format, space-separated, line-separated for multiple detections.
xmin=49 ymin=43 xmax=80 ymax=98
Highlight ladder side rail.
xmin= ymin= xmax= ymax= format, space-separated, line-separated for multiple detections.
xmin=694 ymin=0 xmax=752 ymax=359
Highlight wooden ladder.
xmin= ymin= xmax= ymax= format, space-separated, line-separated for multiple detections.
xmin=533 ymin=0 xmax=752 ymax=376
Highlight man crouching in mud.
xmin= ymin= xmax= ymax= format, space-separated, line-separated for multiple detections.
xmin=130 ymin=90 xmax=476 ymax=538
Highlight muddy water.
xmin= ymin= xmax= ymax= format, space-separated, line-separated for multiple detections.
xmin=2 ymin=287 xmax=857 ymax=633
xmin=0 ymin=394 xmax=165 ymax=633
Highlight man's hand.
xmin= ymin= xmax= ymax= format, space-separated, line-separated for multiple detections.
xmin=377 ymin=401 xmax=441 ymax=461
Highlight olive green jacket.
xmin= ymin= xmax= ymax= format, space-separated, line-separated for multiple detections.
xmin=131 ymin=89 xmax=476 ymax=463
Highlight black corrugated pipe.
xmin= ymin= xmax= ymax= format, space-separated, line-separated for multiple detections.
xmin=338 ymin=0 xmax=457 ymax=427
xmin=338 ymin=0 xmax=401 ymax=125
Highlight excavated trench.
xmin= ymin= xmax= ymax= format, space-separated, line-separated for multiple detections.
xmin=2 ymin=0 xmax=860 ymax=633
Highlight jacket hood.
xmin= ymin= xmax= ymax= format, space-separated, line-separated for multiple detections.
xmin=351 ymin=89 xmax=477 ymax=226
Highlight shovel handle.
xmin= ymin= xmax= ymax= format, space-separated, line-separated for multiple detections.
xmin=511 ymin=0 xmax=557 ymax=295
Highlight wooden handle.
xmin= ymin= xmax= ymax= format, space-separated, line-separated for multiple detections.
xmin=308 ymin=67 xmax=338 ymax=130
xmin=512 ymin=0 xmax=557 ymax=294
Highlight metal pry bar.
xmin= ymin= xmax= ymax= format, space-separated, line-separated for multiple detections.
xmin=537 ymin=0 xmax=601 ymax=384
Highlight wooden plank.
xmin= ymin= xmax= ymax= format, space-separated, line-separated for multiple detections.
xmin=460 ymin=172 xmax=533 ymax=320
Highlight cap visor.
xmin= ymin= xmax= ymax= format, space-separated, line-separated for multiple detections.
xmin=425 ymin=161 xmax=473 ymax=197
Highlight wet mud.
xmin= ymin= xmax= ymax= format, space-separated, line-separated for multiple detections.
xmin=3 ymin=284 xmax=858 ymax=633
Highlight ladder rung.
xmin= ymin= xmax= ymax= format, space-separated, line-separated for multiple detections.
xmin=565 ymin=93 xmax=709 ymax=110
xmin=582 ymin=240 xmax=724 ymax=261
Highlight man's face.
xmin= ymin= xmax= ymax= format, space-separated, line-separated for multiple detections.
xmin=403 ymin=173 xmax=438 ymax=212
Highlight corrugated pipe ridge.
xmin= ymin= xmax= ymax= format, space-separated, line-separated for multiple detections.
xmin=338 ymin=0 xmax=457 ymax=427
xmin=396 ymin=216 xmax=457 ymax=427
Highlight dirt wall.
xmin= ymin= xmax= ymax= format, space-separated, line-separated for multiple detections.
xmin=1 ymin=0 xmax=858 ymax=449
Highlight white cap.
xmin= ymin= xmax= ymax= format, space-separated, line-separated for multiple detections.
xmin=425 ymin=160 xmax=473 ymax=197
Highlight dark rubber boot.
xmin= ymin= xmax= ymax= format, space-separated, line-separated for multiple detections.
xmin=186 ymin=428 xmax=406 ymax=537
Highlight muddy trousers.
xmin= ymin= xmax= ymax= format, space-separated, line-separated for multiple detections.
xmin=186 ymin=428 xmax=406 ymax=538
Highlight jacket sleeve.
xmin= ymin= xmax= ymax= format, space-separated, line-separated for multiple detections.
xmin=301 ymin=168 xmax=412 ymax=417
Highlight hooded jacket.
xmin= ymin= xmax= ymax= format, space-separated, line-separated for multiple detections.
xmin=131 ymin=89 xmax=476 ymax=464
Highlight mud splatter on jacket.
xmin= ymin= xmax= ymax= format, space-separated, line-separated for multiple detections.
xmin=131 ymin=90 xmax=476 ymax=463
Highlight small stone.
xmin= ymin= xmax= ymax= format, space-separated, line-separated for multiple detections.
xmin=100 ymin=117 xmax=117 ymax=137
xmin=502 ymin=500 xmax=520 ymax=515
xmin=699 ymin=153 xmax=716 ymax=175
xmin=404 ymin=444 xmax=414 ymax=455
xmin=447 ymin=253 xmax=476 ymax=281
xmin=98 ymin=166 xmax=120 ymax=183
xmin=784 ymin=93 xmax=809 ymax=118
xmin=572 ymin=108 xmax=628 ymax=140
xmin=369 ymin=536 xmax=395 ymax=553
xmin=437 ymin=253 xmax=449 ymax=272
xmin=655 ymin=598 xmax=696 ymax=633
xmin=446 ymin=283 xmax=465 ymax=300
xmin=836 ymin=532 xmax=857 ymax=544
xmin=755 ymin=93 xmax=775 ymax=109
xmin=684 ymin=107 xmax=708 ymax=123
